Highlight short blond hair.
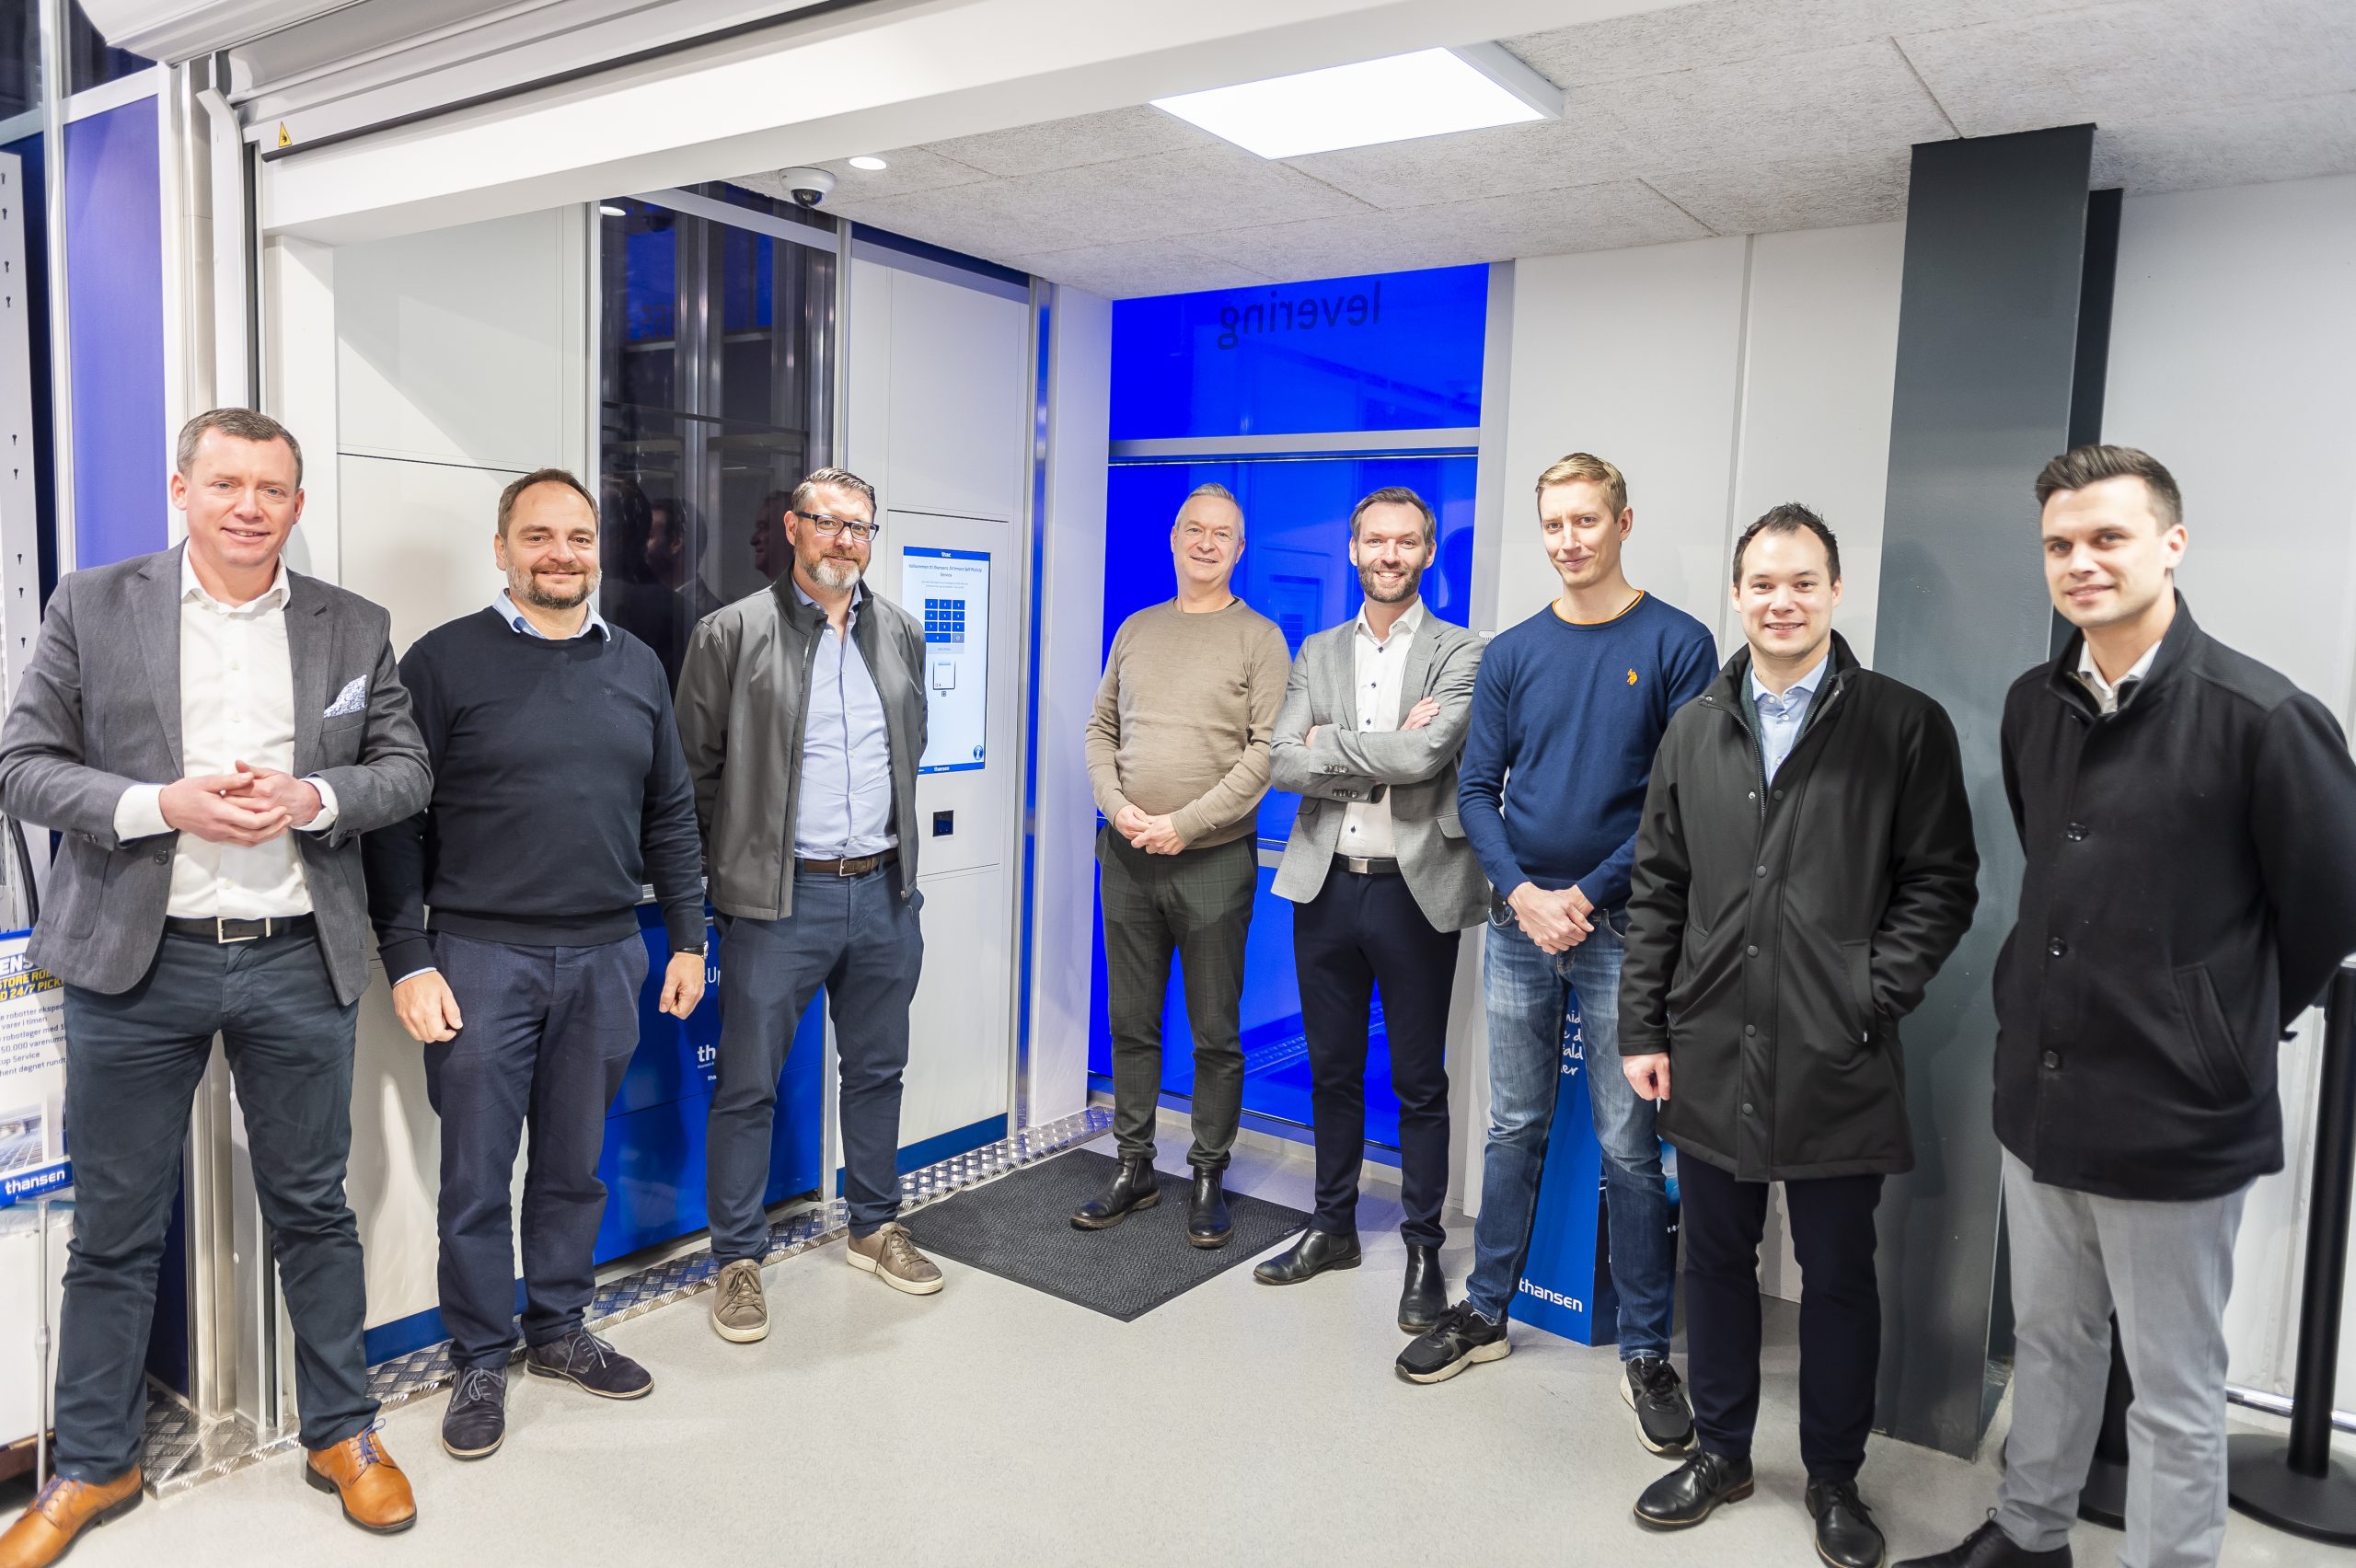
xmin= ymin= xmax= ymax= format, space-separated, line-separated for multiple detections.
xmin=1535 ymin=453 xmax=1626 ymax=518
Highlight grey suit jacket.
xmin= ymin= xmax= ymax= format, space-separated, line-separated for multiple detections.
xmin=1268 ymin=609 xmax=1487 ymax=931
xmin=0 ymin=546 xmax=433 ymax=1004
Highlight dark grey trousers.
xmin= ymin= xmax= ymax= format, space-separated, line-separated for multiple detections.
xmin=1098 ymin=828 xmax=1256 ymax=1172
xmin=706 ymin=865 xmax=923 ymax=1260
xmin=56 ymin=933 xmax=374 ymax=1480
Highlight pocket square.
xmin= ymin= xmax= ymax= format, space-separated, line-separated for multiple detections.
xmin=322 ymin=677 xmax=367 ymax=720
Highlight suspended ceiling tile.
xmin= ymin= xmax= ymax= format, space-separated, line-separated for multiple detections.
xmin=1008 ymin=240 xmax=1277 ymax=298
xmin=825 ymin=179 xmax=1107 ymax=259
xmin=1588 ymin=40 xmax=1958 ymax=169
xmin=1504 ymin=0 xmax=2106 ymax=88
xmin=921 ymin=105 xmax=1226 ymax=178
xmin=1186 ymin=179 xmax=1707 ymax=281
xmin=738 ymin=146 xmax=990 ymax=204
xmin=1280 ymin=103 xmax=1638 ymax=212
xmin=1900 ymin=0 xmax=2356 ymax=138
xmin=1646 ymin=147 xmax=1912 ymax=234
xmin=999 ymin=144 xmax=1375 ymax=243
xmin=2095 ymin=90 xmax=2356 ymax=195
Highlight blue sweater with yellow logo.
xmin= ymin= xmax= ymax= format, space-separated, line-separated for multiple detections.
xmin=1457 ymin=593 xmax=1718 ymax=909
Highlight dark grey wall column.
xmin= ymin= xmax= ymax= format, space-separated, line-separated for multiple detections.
xmin=1871 ymin=123 xmax=2097 ymax=1458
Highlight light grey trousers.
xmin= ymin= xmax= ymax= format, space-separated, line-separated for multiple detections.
xmin=1995 ymin=1150 xmax=2248 ymax=1568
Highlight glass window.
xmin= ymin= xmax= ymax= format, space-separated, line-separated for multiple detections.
xmin=66 ymin=3 xmax=147 ymax=96
xmin=597 ymin=191 xmax=835 ymax=689
xmin=0 ymin=2 xmax=36 ymax=120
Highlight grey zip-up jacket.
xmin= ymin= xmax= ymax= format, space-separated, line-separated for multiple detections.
xmin=676 ymin=576 xmax=928 ymax=919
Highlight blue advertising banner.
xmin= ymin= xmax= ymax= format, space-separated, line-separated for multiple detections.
xmin=1512 ymin=994 xmax=1680 ymax=1346
xmin=0 ymin=931 xmax=69 ymax=1206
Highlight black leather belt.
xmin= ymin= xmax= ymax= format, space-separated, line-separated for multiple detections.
xmin=164 ymin=914 xmax=318 ymax=944
xmin=796 ymin=847 xmax=897 ymax=878
xmin=1334 ymin=855 xmax=1402 ymax=875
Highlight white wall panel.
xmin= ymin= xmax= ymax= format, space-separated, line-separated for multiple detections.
xmin=1493 ymin=236 xmax=1749 ymax=641
xmin=2103 ymin=171 xmax=2356 ymax=1402
xmin=336 ymin=455 xmax=518 ymax=652
xmin=880 ymin=267 xmax=1028 ymax=523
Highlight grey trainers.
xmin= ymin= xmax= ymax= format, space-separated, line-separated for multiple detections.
xmin=711 ymin=1258 xmax=768 ymax=1343
xmin=847 ymin=1222 xmax=943 ymax=1296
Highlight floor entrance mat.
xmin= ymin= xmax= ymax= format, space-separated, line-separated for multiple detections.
xmin=902 ymin=1147 xmax=1309 ymax=1321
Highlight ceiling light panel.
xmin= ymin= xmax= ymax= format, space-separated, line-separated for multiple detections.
xmin=1151 ymin=43 xmax=1561 ymax=161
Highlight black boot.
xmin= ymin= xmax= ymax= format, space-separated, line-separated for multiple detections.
xmin=1633 ymin=1449 xmax=1754 ymax=1530
xmin=1893 ymin=1518 xmax=2072 ymax=1568
xmin=1807 ymin=1477 xmax=1886 ymax=1568
xmin=1253 ymin=1228 xmax=1359 ymax=1284
xmin=1186 ymin=1169 xmax=1232 ymax=1248
xmin=1069 ymin=1156 xmax=1162 ymax=1229
xmin=1398 ymin=1244 xmax=1446 ymax=1332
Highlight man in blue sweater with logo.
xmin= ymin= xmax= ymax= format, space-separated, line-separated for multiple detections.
xmin=365 ymin=469 xmax=708 ymax=1463
xmin=1398 ymin=453 xmax=1716 ymax=1459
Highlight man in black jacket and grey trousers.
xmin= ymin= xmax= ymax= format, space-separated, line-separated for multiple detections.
xmin=1903 ymin=447 xmax=2356 ymax=1568
xmin=1621 ymin=505 xmax=1978 ymax=1568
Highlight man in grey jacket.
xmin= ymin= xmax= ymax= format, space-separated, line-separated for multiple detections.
xmin=675 ymin=467 xmax=940 ymax=1346
xmin=1255 ymin=488 xmax=1485 ymax=1332
xmin=0 ymin=409 xmax=432 ymax=1563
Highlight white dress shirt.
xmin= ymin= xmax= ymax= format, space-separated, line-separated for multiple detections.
xmin=110 ymin=555 xmax=341 ymax=918
xmin=1338 ymin=597 xmax=1424 ymax=860
xmin=2076 ymin=636 xmax=2161 ymax=717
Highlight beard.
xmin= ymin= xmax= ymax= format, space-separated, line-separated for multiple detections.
xmin=805 ymin=552 xmax=863 ymax=592
xmin=1357 ymin=559 xmax=1422 ymax=605
xmin=514 ymin=564 xmax=598 ymax=610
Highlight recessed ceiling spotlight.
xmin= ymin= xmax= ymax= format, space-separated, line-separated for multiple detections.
xmin=1151 ymin=43 xmax=1559 ymax=160
xmin=599 ymin=203 xmax=629 ymax=217
xmin=848 ymin=156 xmax=889 ymax=171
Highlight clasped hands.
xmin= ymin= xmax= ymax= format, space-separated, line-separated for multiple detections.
xmin=1507 ymin=880 xmax=1596 ymax=956
xmin=158 ymin=761 xmax=321 ymax=846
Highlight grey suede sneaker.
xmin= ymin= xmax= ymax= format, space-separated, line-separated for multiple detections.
xmin=711 ymin=1258 xmax=768 ymax=1343
xmin=847 ymin=1222 xmax=943 ymax=1296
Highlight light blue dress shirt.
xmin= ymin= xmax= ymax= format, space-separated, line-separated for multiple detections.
xmin=493 ymin=590 xmax=609 ymax=640
xmin=794 ymin=582 xmax=896 ymax=859
xmin=1750 ymin=652 xmax=1829 ymax=784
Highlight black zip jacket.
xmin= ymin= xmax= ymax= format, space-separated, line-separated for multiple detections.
xmin=1620 ymin=635 xmax=1979 ymax=1181
xmin=1996 ymin=598 xmax=2356 ymax=1201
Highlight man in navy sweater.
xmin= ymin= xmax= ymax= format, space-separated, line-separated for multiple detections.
xmin=365 ymin=469 xmax=708 ymax=1462
xmin=1398 ymin=454 xmax=1716 ymax=1458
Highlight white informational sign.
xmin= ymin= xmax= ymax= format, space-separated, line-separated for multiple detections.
xmin=0 ymin=931 xmax=67 ymax=1205
xmin=903 ymin=546 xmax=990 ymax=776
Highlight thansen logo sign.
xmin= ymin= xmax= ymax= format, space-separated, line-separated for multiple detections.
xmin=0 ymin=933 xmax=70 ymax=1205
xmin=1217 ymin=281 xmax=1383 ymax=349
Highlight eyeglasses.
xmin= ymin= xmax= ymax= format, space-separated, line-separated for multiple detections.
xmin=792 ymin=509 xmax=879 ymax=544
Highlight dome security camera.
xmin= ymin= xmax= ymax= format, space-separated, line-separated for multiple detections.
xmin=777 ymin=167 xmax=837 ymax=208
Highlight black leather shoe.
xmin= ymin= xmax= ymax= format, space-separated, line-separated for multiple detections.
xmin=1893 ymin=1518 xmax=2072 ymax=1568
xmin=1624 ymin=1353 xmax=1698 ymax=1455
xmin=525 ymin=1328 xmax=653 ymax=1399
xmin=1394 ymin=1300 xmax=1509 ymax=1383
xmin=441 ymin=1365 xmax=507 ymax=1459
xmin=1070 ymin=1156 xmax=1162 ymax=1229
xmin=1633 ymin=1449 xmax=1754 ymax=1529
xmin=1808 ymin=1476 xmax=1886 ymax=1568
xmin=1398 ymin=1244 xmax=1446 ymax=1332
xmin=1253 ymin=1228 xmax=1359 ymax=1284
xmin=1186 ymin=1169 xmax=1232 ymax=1248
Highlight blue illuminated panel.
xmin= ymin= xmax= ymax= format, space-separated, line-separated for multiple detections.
xmin=1110 ymin=265 xmax=1487 ymax=441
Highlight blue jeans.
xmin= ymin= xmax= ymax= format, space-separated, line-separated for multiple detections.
xmin=1465 ymin=908 xmax=1675 ymax=1359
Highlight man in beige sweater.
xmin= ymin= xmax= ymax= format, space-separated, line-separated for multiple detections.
xmin=1076 ymin=481 xmax=1291 ymax=1248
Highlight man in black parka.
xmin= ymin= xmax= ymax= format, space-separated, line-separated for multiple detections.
xmin=1902 ymin=447 xmax=2356 ymax=1568
xmin=1619 ymin=505 xmax=1979 ymax=1568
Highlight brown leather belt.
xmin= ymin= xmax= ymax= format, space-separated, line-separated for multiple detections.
xmin=1334 ymin=855 xmax=1402 ymax=876
xmin=795 ymin=847 xmax=898 ymax=878
xmin=163 ymin=914 xmax=318 ymax=944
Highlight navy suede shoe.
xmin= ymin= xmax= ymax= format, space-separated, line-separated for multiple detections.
xmin=525 ymin=1329 xmax=654 ymax=1400
xmin=441 ymin=1365 xmax=507 ymax=1459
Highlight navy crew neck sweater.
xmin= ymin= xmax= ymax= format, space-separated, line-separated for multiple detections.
xmin=1457 ymin=592 xmax=1717 ymax=910
xmin=364 ymin=609 xmax=705 ymax=983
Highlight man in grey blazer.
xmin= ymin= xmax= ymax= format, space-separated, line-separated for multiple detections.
xmin=1255 ymin=486 xmax=1485 ymax=1332
xmin=0 ymin=409 xmax=431 ymax=1564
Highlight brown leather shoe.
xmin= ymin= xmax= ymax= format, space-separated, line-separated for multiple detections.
xmin=0 ymin=1469 xmax=142 ymax=1567
xmin=304 ymin=1430 xmax=416 ymax=1535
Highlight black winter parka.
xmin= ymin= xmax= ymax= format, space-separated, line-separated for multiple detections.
xmin=1620 ymin=636 xmax=1980 ymax=1182
xmin=1996 ymin=600 xmax=2356 ymax=1201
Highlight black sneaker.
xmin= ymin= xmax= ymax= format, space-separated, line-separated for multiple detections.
xmin=1393 ymin=1300 xmax=1510 ymax=1384
xmin=441 ymin=1365 xmax=507 ymax=1459
xmin=525 ymin=1328 xmax=654 ymax=1400
xmin=1623 ymin=1353 xmax=1697 ymax=1455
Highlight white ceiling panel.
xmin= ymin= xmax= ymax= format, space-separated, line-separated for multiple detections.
xmin=1900 ymin=0 xmax=2356 ymax=138
xmin=921 ymin=106 xmax=1228 ymax=178
xmin=1646 ymin=147 xmax=1912 ymax=233
xmin=2095 ymin=90 xmax=2356 ymax=196
xmin=1581 ymin=40 xmax=1958 ymax=167
xmin=740 ymin=148 xmax=991 ymax=205
xmin=1011 ymin=240 xmax=1279 ymax=296
xmin=1280 ymin=103 xmax=1638 ymax=210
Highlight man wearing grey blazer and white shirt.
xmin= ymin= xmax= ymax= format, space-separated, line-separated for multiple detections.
xmin=0 ymin=409 xmax=431 ymax=1565
xmin=1255 ymin=486 xmax=1486 ymax=1333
